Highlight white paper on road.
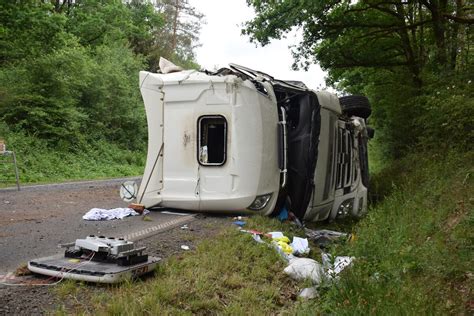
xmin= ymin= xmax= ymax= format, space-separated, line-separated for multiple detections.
xmin=83 ymin=208 xmax=148 ymax=221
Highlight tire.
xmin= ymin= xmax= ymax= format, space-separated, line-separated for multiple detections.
xmin=339 ymin=95 xmax=372 ymax=119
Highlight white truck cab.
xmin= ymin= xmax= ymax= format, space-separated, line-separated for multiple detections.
xmin=133 ymin=63 xmax=373 ymax=221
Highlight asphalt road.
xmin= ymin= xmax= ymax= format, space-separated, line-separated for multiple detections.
xmin=0 ymin=178 xmax=194 ymax=274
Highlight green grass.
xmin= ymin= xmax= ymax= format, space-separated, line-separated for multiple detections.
xmin=305 ymin=150 xmax=474 ymax=314
xmin=0 ymin=131 xmax=145 ymax=187
xmin=53 ymin=150 xmax=473 ymax=315
xmin=55 ymin=219 xmax=303 ymax=315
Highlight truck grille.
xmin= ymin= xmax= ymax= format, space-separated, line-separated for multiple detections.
xmin=336 ymin=127 xmax=353 ymax=190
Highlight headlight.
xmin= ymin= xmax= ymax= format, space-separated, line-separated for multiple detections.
xmin=248 ymin=193 xmax=273 ymax=211
xmin=337 ymin=198 xmax=354 ymax=217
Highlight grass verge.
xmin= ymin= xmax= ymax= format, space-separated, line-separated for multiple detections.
xmin=54 ymin=150 xmax=473 ymax=314
xmin=307 ymin=150 xmax=473 ymax=314
xmin=0 ymin=131 xmax=145 ymax=186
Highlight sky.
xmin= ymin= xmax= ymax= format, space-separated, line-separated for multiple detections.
xmin=187 ymin=0 xmax=328 ymax=91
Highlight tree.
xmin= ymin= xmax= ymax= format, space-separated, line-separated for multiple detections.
xmin=244 ymin=0 xmax=472 ymax=86
xmin=243 ymin=0 xmax=473 ymax=156
xmin=0 ymin=0 xmax=203 ymax=150
xmin=153 ymin=0 xmax=204 ymax=69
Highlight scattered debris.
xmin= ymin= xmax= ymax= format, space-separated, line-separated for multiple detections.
xmin=159 ymin=57 xmax=183 ymax=74
xmin=233 ymin=216 xmax=248 ymax=220
xmin=128 ymin=203 xmax=145 ymax=214
xmin=290 ymin=237 xmax=310 ymax=256
xmin=299 ymin=287 xmax=319 ymax=299
xmin=232 ymin=220 xmax=246 ymax=227
xmin=284 ymin=258 xmax=324 ymax=284
xmin=288 ymin=212 xmax=304 ymax=228
xmin=82 ymin=207 xmax=149 ymax=221
xmin=277 ymin=206 xmax=289 ymax=221
xmin=252 ymin=234 xmax=264 ymax=243
xmin=181 ymin=224 xmax=189 ymax=230
xmin=273 ymin=236 xmax=293 ymax=255
xmin=268 ymin=231 xmax=284 ymax=239
xmin=242 ymin=224 xmax=355 ymax=297
xmin=14 ymin=264 xmax=32 ymax=277
xmin=180 ymin=245 xmax=190 ymax=251
xmin=240 ymin=229 xmax=265 ymax=235
xmin=305 ymin=228 xmax=352 ymax=248
xmin=142 ymin=215 xmax=153 ymax=222
xmin=322 ymin=253 xmax=355 ymax=279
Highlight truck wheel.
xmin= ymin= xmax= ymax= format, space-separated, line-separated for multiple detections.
xmin=339 ymin=95 xmax=372 ymax=119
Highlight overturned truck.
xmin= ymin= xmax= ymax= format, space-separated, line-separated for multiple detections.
xmin=133 ymin=63 xmax=373 ymax=221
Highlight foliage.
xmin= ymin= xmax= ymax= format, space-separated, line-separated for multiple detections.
xmin=243 ymin=0 xmax=473 ymax=157
xmin=0 ymin=0 xmax=202 ymax=182
xmin=0 ymin=41 xmax=91 ymax=144
xmin=0 ymin=122 xmax=144 ymax=185
xmin=78 ymin=44 xmax=146 ymax=149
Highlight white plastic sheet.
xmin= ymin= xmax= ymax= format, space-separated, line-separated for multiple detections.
xmin=299 ymin=287 xmax=318 ymax=299
xmin=284 ymin=258 xmax=324 ymax=284
xmin=322 ymin=253 xmax=355 ymax=278
xmin=83 ymin=208 xmax=148 ymax=221
xmin=268 ymin=231 xmax=284 ymax=239
xmin=290 ymin=237 xmax=310 ymax=256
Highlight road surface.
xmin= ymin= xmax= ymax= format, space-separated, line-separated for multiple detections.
xmin=0 ymin=178 xmax=195 ymax=273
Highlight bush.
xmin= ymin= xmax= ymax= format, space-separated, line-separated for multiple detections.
xmin=416 ymin=80 xmax=474 ymax=151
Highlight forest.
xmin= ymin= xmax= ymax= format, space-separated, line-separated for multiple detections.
xmin=244 ymin=0 xmax=473 ymax=159
xmin=0 ymin=0 xmax=202 ymax=182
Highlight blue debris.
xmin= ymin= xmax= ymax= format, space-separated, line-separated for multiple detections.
xmin=233 ymin=220 xmax=246 ymax=227
xmin=277 ymin=206 xmax=289 ymax=221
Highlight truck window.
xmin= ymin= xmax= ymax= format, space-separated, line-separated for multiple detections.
xmin=198 ymin=116 xmax=227 ymax=165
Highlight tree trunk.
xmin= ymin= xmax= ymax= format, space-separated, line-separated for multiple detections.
xmin=453 ymin=0 xmax=467 ymax=71
xmin=395 ymin=2 xmax=423 ymax=88
xmin=427 ymin=0 xmax=448 ymax=66
xmin=171 ymin=0 xmax=179 ymax=52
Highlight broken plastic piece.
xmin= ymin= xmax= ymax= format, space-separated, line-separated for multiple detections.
xmin=299 ymin=287 xmax=318 ymax=299
xmin=268 ymin=231 xmax=284 ymax=239
xmin=252 ymin=234 xmax=264 ymax=243
xmin=233 ymin=220 xmax=246 ymax=227
xmin=180 ymin=245 xmax=190 ymax=251
xmin=322 ymin=253 xmax=355 ymax=278
xmin=305 ymin=228 xmax=350 ymax=247
xmin=290 ymin=237 xmax=310 ymax=256
xmin=159 ymin=57 xmax=183 ymax=74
